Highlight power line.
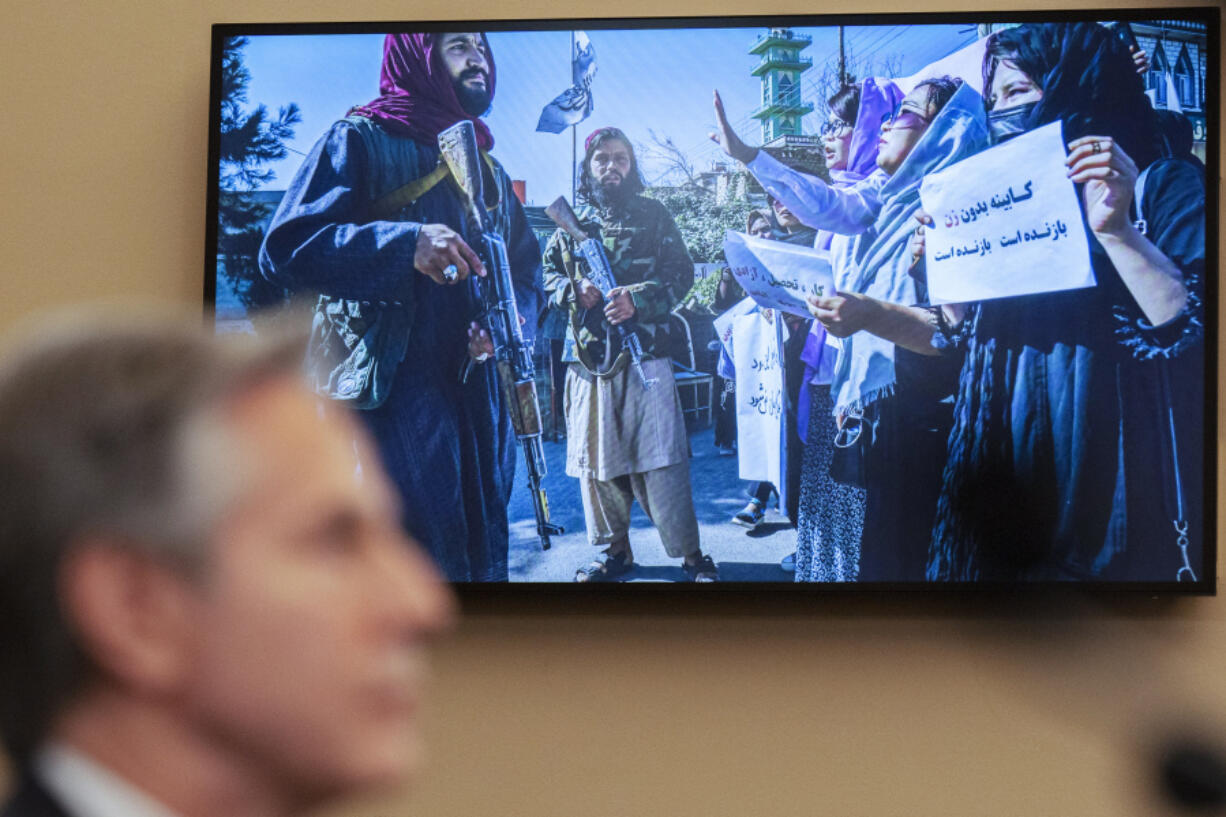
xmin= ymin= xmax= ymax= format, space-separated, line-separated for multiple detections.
xmin=649 ymin=25 xmax=921 ymax=173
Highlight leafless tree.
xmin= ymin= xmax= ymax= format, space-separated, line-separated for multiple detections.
xmin=809 ymin=50 xmax=904 ymax=118
xmin=641 ymin=128 xmax=700 ymax=188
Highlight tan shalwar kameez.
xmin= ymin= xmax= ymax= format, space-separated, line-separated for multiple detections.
xmin=564 ymin=357 xmax=699 ymax=557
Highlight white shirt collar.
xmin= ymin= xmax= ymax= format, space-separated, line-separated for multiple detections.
xmin=34 ymin=742 xmax=182 ymax=817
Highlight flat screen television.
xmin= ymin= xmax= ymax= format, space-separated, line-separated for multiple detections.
xmin=205 ymin=9 xmax=1217 ymax=593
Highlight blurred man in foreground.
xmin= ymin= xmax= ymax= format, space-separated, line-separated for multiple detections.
xmin=0 ymin=308 xmax=455 ymax=817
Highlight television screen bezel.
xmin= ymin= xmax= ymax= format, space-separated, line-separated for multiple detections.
xmin=204 ymin=7 xmax=1219 ymax=599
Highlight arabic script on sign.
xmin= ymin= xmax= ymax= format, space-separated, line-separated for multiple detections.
xmin=919 ymin=120 xmax=1094 ymax=304
xmin=723 ymin=231 xmax=836 ymax=318
xmin=732 ymin=312 xmax=784 ymax=485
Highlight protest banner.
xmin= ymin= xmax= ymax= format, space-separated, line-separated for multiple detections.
xmin=732 ymin=311 xmax=785 ymax=488
xmin=712 ymin=295 xmax=755 ymax=378
xmin=919 ymin=120 xmax=1094 ymax=304
xmin=723 ymin=231 xmax=836 ymax=318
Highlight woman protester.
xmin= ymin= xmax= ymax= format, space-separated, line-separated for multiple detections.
xmin=807 ymin=79 xmax=987 ymax=581
xmin=712 ymin=81 xmax=896 ymax=578
xmin=746 ymin=207 xmax=776 ymax=240
xmin=922 ymin=23 xmax=1204 ymax=582
xmin=712 ymin=76 xmax=988 ymax=581
xmin=794 ymin=81 xmax=896 ymax=581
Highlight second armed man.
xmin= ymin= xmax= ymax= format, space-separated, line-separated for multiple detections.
xmin=543 ymin=127 xmax=717 ymax=583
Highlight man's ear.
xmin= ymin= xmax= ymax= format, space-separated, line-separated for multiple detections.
xmin=58 ymin=541 xmax=200 ymax=695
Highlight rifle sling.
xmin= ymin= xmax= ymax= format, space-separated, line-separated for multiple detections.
xmin=369 ymin=162 xmax=450 ymax=220
xmin=368 ymin=152 xmax=500 ymax=221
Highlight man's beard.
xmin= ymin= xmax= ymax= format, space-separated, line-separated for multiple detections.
xmin=591 ymin=175 xmax=634 ymax=210
xmin=454 ymin=71 xmax=491 ymax=116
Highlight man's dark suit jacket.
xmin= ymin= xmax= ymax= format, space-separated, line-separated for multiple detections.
xmin=0 ymin=776 xmax=71 ymax=817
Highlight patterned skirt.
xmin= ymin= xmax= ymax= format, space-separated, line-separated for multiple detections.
xmin=794 ymin=385 xmax=866 ymax=582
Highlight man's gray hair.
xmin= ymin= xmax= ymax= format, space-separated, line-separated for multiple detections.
xmin=0 ymin=305 xmax=308 ymax=765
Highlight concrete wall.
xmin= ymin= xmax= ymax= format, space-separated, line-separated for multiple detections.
xmin=2 ymin=3 xmax=1223 ymax=816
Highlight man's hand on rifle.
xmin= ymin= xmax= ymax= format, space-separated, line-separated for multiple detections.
xmin=467 ymin=321 xmax=494 ymax=362
xmin=415 ymin=224 xmax=486 ymax=285
xmin=604 ymin=288 xmax=636 ymax=325
xmin=575 ymin=277 xmax=604 ymax=310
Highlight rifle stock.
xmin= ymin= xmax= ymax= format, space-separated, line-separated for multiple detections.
xmin=545 ymin=196 xmax=589 ymax=244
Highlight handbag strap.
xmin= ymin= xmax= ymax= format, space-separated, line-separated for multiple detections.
xmin=1131 ymin=159 xmax=1197 ymax=581
xmin=1131 ymin=162 xmax=1154 ymax=236
xmin=1159 ymin=358 xmax=1198 ymax=582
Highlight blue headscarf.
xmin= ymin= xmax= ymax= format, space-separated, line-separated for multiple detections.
xmin=831 ymin=80 xmax=990 ymax=414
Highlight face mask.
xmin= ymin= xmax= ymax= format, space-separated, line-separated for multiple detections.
xmin=987 ymin=102 xmax=1038 ymax=144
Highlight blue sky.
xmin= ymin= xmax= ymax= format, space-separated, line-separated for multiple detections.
xmin=239 ymin=23 xmax=978 ymax=206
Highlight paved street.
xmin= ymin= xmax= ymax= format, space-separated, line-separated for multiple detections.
xmin=508 ymin=424 xmax=796 ymax=583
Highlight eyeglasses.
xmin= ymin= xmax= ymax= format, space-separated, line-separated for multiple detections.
xmin=880 ymin=103 xmax=931 ymax=132
xmin=832 ymin=407 xmax=865 ymax=449
xmin=819 ymin=118 xmax=853 ymax=138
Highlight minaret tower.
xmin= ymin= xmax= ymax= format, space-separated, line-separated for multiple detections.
xmin=749 ymin=28 xmax=815 ymax=146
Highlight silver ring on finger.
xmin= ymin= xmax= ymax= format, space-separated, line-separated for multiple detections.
xmin=442 ymin=263 xmax=459 ymax=283
xmin=1092 ymin=140 xmax=1102 ymax=154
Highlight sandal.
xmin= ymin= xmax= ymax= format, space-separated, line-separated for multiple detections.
xmin=574 ymin=550 xmax=634 ymax=583
xmin=731 ymin=500 xmax=765 ymax=529
xmin=682 ymin=554 xmax=719 ymax=583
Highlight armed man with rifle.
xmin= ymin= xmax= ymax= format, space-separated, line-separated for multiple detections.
xmin=543 ymin=127 xmax=719 ymax=583
xmin=260 ymin=33 xmax=545 ymax=582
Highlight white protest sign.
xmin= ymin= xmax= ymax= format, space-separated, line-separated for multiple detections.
xmin=723 ymin=231 xmax=836 ymax=318
xmin=711 ymin=296 xmax=756 ymax=379
xmin=919 ymin=120 xmax=1094 ymax=305
xmin=732 ymin=311 xmax=784 ymax=486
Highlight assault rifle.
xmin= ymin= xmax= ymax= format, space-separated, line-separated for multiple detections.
xmin=438 ymin=120 xmax=561 ymax=550
xmin=544 ymin=196 xmax=658 ymax=391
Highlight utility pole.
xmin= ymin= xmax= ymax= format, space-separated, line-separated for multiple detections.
xmin=838 ymin=26 xmax=847 ymax=85
xmin=570 ymin=30 xmax=577 ymax=205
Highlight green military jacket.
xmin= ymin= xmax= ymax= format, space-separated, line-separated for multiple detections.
xmin=541 ymin=195 xmax=693 ymax=375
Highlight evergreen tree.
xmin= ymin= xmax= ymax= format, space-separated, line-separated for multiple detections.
xmin=216 ymin=36 xmax=301 ymax=309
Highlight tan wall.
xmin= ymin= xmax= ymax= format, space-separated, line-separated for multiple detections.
xmin=2 ymin=2 xmax=1222 ymax=816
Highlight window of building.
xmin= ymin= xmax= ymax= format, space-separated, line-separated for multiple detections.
xmin=778 ymin=74 xmax=794 ymax=105
xmin=1147 ymin=42 xmax=1168 ymax=107
xmin=1174 ymin=44 xmax=1196 ymax=109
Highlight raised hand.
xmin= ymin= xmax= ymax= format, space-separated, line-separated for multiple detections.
xmin=1066 ymin=135 xmax=1139 ymax=237
xmin=1129 ymin=44 xmax=1150 ymax=74
xmin=709 ymin=90 xmax=758 ymax=165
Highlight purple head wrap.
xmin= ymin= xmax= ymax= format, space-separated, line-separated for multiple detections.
xmin=801 ymin=78 xmax=904 ymax=439
xmin=829 ymin=77 xmax=904 ymax=186
xmin=349 ymin=33 xmax=497 ymax=151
